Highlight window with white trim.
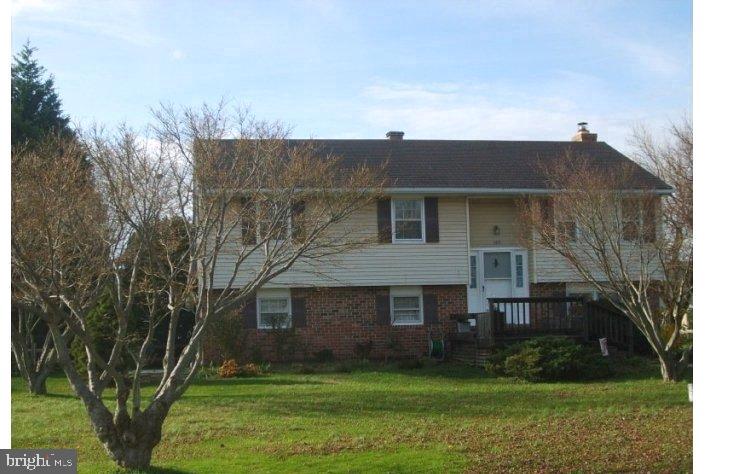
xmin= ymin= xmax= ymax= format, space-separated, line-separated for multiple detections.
xmin=392 ymin=199 xmax=424 ymax=242
xmin=515 ymin=254 xmax=524 ymax=288
xmin=257 ymin=289 xmax=292 ymax=329
xmin=558 ymin=220 xmax=578 ymax=243
xmin=621 ymin=198 xmax=640 ymax=242
xmin=258 ymin=200 xmax=291 ymax=241
xmin=390 ymin=286 xmax=423 ymax=325
xmin=469 ymin=255 xmax=477 ymax=289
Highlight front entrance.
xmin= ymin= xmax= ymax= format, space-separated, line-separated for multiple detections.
xmin=467 ymin=248 xmax=529 ymax=314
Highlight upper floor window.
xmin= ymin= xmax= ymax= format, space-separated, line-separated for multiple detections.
xmin=258 ymin=200 xmax=291 ymax=241
xmin=622 ymin=198 xmax=657 ymax=243
xmin=392 ymin=199 xmax=424 ymax=242
xmin=558 ymin=220 xmax=578 ymax=243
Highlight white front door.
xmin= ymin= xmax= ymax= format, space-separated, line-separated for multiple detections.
xmin=467 ymin=248 xmax=529 ymax=314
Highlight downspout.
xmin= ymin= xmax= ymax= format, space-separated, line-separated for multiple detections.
xmin=465 ymin=196 xmax=471 ymax=276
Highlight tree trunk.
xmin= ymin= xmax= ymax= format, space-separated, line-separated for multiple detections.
xmin=87 ymin=400 xmax=171 ymax=470
xmin=28 ymin=373 xmax=48 ymax=395
xmin=658 ymin=353 xmax=681 ymax=382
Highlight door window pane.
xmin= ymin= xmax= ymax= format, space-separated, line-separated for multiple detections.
xmin=469 ymin=255 xmax=477 ymax=289
xmin=483 ymin=252 xmax=511 ymax=279
xmin=515 ymin=254 xmax=524 ymax=288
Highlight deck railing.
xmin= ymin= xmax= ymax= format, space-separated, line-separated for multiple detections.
xmin=469 ymin=297 xmax=636 ymax=352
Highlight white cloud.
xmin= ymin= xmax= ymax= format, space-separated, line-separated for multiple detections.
xmin=617 ymin=39 xmax=682 ymax=77
xmin=12 ymin=0 xmax=161 ymax=47
xmin=170 ymin=49 xmax=185 ymax=61
xmin=11 ymin=0 xmax=62 ymax=16
xmin=357 ymin=79 xmax=678 ymax=153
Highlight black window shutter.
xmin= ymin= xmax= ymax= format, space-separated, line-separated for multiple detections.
xmin=243 ymin=298 xmax=257 ymax=328
xmin=377 ymin=198 xmax=392 ymax=243
xmin=424 ymin=197 xmax=439 ymax=243
xmin=375 ymin=294 xmax=391 ymax=325
xmin=291 ymin=200 xmax=306 ymax=240
xmin=291 ymin=297 xmax=306 ymax=328
xmin=423 ymin=293 xmax=438 ymax=324
xmin=540 ymin=197 xmax=554 ymax=226
xmin=241 ymin=196 xmax=256 ymax=245
xmin=642 ymin=198 xmax=658 ymax=243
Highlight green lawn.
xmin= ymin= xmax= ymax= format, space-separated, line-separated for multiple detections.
xmin=11 ymin=361 xmax=692 ymax=473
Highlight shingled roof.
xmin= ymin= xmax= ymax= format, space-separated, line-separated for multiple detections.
xmin=220 ymin=139 xmax=671 ymax=192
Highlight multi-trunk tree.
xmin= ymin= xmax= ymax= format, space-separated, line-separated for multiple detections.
xmin=11 ymin=102 xmax=382 ymax=469
xmin=11 ymin=42 xmax=84 ymax=395
xmin=518 ymin=120 xmax=692 ymax=381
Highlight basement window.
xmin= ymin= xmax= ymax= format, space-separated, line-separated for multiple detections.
xmin=390 ymin=286 xmax=423 ymax=325
xmin=257 ymin=289 xmax=292 ymax=329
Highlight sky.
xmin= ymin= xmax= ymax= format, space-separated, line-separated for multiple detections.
xmin=11 ymin=0 xmax=692 ymax=153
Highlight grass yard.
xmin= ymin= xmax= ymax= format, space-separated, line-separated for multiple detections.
xmin=11 ymin=360 xmax=692 ymax=473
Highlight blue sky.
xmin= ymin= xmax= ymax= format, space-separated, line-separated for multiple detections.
xmin=11 ymin=0 xmax=691 ymax=153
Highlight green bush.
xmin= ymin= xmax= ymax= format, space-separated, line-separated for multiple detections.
xmin=484 ymin=337 xmax=612 ymax=382
xmin=313 ymin=348 xmax=334 ymax=363
xmin=397 ymin=358 xmax=425 ymax=370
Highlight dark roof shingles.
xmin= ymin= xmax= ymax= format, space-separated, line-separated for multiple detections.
xmin=225 ymin=139 xmax=671 ymax=190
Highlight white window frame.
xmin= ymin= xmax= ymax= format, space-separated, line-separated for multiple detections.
xmin=256 ymin=201 xmax=292 ymax=242
xmin=256 ymin=288 xmax=292 ymax=329
xmin=390 ymin=286 xmax=424 ymax=326
xmin=391 ymin=198 xmax=425 ymax=243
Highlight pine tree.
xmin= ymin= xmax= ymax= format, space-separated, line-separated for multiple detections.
xmin=11 ymin=41 xmax=73 ymax=148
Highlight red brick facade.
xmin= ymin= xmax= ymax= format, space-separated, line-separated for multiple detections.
xmin=530 ymin=282 xmax=567 ymax=298
xmin=204 ymin=285 xmax=467 ymax=363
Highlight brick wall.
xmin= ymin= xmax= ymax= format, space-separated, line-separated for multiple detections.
xmin=530 ymin=282 xmax=566 ymax=298
xmin=204 ymin=285 xmax=467 ymax=363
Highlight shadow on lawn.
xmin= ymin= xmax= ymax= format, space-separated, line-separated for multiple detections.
xmin=190 ymin=376 xmax=327 ymax=388
xmin=113 ymin=467 xmax=192 ymax=474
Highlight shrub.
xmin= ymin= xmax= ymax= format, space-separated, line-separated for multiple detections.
xmin=485 ymin=337 xmax=612 ymax=382
xmin=313 ymin=348 xmax=334 ymax=363
xmin=218 ymin=359 xmax=239 ymax=378
xmin=241 ymin=362 xmax=262 ymax=377
xmin=334 ymin=362 xmax=354 ymax=373
xmin=397 ymin=358 xmax=425 ymax=370
xmin=355 ymin=340 xmax=373 ymax=360
xmin=207 ymin=310 xmax=248 ymax=363
xmin=293 ymin=363 xmax=316 ymax=374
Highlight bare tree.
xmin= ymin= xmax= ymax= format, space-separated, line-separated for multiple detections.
xmin=518 ymin=121 xmax=692 ymax=381
xmin=10 ymin=296 xmax=57 ymax=395
xmin=10 ymin=136 xmax=92 ymax=395
xmin=11 ymin=102 xmax=382 ymax=469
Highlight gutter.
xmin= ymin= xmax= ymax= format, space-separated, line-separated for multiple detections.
xmin=383 ymin=187 xmax=674 ymax=195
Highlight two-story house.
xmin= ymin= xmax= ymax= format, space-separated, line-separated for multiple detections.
xmin=207 ymin=124 xmax=670 ymax=361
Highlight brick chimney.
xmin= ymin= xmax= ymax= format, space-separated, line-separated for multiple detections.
xmin=386 ymin=131 xmax=404 ymax=141
xmin=571 ymin=122 xmax=597 ymax=142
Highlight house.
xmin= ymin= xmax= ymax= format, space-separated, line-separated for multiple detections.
xmin=205 ymin=123 xmax=670 ymax=362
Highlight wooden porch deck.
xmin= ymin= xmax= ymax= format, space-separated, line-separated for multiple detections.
xmin=449 ymin=297 xmax=636 ymax=365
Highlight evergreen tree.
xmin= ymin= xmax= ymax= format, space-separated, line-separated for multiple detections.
xmin=11 ymin=41 xmax=73 ymax=148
